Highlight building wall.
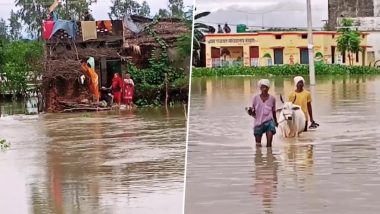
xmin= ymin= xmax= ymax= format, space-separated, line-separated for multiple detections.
xmin=204 ymin=32 xmax=369 ymax=68
xmin=374 ymin=0 xmax=380 ymax=16
xmin=366 ymin=32 xmax=380 ymax=65
xmin=328 ymin=0 xmax=375 ymax=30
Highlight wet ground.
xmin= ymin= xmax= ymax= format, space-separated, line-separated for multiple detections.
xmin=0 ymin=103 xmax=186 ymax=214
xmin=185 ymin=75 xmax=380 ymax=214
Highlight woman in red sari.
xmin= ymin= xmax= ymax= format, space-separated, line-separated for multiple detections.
xmin=110 ymin=73 xmax=123 ymax=106
xmin=122 ymin=73 xmax=135 ymax=110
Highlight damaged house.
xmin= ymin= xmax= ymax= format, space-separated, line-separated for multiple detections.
xmin=43 ymin=15 xmax=189 ymax=112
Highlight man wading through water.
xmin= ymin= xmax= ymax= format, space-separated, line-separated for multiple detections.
xmin=250 ymin=79 xmax=278 ymax=147
xmin=288 ymin=76 xmax=319 ymax=131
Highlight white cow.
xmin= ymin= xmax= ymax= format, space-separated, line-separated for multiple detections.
xmin=277 ymin=94 xmax=306 ymax=138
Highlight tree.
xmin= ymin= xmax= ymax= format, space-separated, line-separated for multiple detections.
xmin=0 ymin=19 xmax=8 ymax=40
xmin=337 ymin=18 xmax=362 ymax=66
xmin=109 ymin=0 xmax=141 ymax=20
xmin=176 ymin=6 xmax=192 ymax=56
xmin=57 ymin=0 xmax=97 ymax=21
xmin=168 ymin=0 xmax=184 ymax=18
xmin=0 ymin=41 xmax=43 ymax=99
xmin=192 ymin=10 xmax=212 ymax=66
xmin=15 ymin=0 xmax=95 ymax=38
xmin=139 ymin=1 xmax=151 ymax=17
xmin=155 ymin=9 xmax=170 ymax=18
xmin=8 ymin=10 xmax=22 ymax=40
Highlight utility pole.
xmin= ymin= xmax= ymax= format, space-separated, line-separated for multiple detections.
xmin=306 ymin=0 xmax=316 ymax=85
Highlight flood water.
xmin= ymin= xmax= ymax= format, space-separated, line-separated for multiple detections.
xmin=0 ymin=103 xmax=186 ymax=214
xmin=185 ymin=75 xmax=380 ymax=214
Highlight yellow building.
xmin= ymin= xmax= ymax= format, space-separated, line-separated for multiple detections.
xmin=204 ymin=31 xmax=370 ymax=68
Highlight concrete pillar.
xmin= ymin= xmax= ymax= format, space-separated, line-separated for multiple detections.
xmin=243 ymin=46 xmax=250 ymax=66
xmin=205 ymin=45 xmax=212 ymax=68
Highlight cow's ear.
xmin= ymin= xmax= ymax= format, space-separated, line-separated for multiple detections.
xmin=292 ymin=106 xmax=300 ymax=110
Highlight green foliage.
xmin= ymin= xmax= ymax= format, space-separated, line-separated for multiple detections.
xmin=8 ymin=10 xmax=22 ymax=40
xmin=192 ymin=64 xmax=380 ymax=77
xmin=0 ymin=38 xmax=8 ymax=66
xmin=168 ymin=0 xmax=184 ymax=18
xmin=155 ymin=9 xmax=171 ymax=19
xmin=193 ymin=10 xmax=212 ymax=66
xmin=126 ymin=22 xmax=187 ymax=106
xmin=263 ymin=53 xmax=272 ymax=58
xmin=175 ymin=6 xmax=192 ymax=59
xmin=0 ymin=139 xmax=11 ymax=151
xmin=56 ymin=0 xmax=96 ymax=21
xmin=0 ymin=41 xmax=43 ymax=98
xmin=176 ymin=33 xmax=192 ymax=58
xmin=139 ymin=1 xmax=151 ymax=17
xmin=337 ymin=18 xmax=362 ymax=66
xmin=109 ymin=0 xmax=145 ymax=19
xmin=0 ymin=19 xmax=8 ymax=40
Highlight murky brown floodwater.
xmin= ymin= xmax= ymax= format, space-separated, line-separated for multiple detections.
xmin=0 ymin=105 xmax=186 ymax=214
xmin=185 ymin=75 xmax=380 ymax=214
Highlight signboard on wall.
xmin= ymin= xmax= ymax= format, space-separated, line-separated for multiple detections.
xmin=207 ymin=38 xmax=257 ymax=45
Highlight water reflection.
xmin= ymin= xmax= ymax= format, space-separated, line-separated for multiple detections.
xmin=253 ymin=147 xmax=278 ymax=214
xmin=0 ymin=107 xmax=186 ymax=214
xmin=0 ymin=97 xmax=39 ymax=116
xmin=186 ymin=75 xmax=380 ymax=214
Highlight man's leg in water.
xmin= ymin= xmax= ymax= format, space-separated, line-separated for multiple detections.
xmin=255 ymin=135 xmax=263 ymax=147
xmin=266 ymin=131 xmax=273 ymax=147
xmin=254 ymin=125 xmax=264 ymax=147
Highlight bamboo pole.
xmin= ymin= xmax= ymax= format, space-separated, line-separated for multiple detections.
xmin=165 ymin=73 xmax=168 ymax=109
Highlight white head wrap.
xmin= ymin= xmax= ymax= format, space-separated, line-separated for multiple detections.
xmin=294 ymin=76 xmax=305 ymax=87
xmin=258 ymin=79 xmax=270 ymax=88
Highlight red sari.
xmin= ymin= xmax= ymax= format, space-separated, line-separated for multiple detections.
xmin=111 ymin=75 xmax=123 ymax=104
xmin=123 ymin=78 xmax=134 ymax=105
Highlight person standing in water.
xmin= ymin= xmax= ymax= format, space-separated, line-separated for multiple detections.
xmin=288 ymin=76 xmax=319 ymax=131
xmin=250 ymin=79 xmax=278 ymax=147
xmin=122 ymin=73 xmax=135 ymax=110
xmin=110 ymin=73 xmax=123 ymax=106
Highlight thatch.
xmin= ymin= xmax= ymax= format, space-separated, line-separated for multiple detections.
xmin=124 ymin=17 xmax=189 ymax=47
xmin=47 ymin=46 xmax=123 ymax=61
xmin=43 ymin=59 xmax=82 ymax=82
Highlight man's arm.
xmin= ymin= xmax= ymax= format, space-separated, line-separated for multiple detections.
xmin=251 ymin=96 xmax=256 ymax=118
xmin=273 ymin=98 xmax=278 ymax=126
xmin=307 ymin=102 xmax=314 ymax=122
xmin=273 ymin=111 xmax=278 ymax=127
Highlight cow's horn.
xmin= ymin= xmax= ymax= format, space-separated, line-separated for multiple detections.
xmin=293 ymin=95 xmax=297 ymax=104
xmin=280 ymin=94 xmax=284 ymax=104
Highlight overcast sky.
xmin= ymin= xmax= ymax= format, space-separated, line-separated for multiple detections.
xmin=0 ymin=0 xmax=194 ymax=22
xmin=195 ymin=0 xmax=328 ymax=30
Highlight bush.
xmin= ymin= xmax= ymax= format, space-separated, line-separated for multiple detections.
xmin=192 ymin=64 xmax=380 ymax=77
xmin=0 ymin=40 xmax=43 ymax=97
xmin=126 ymin=53 xmax=188 ymax=106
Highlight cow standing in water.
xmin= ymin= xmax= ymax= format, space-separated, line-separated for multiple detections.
xmin=277 ymin=95 xmax=306 ymax=138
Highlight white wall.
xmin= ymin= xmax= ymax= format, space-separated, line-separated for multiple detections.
xmin=366 ymin=31 xmax=380 ymax=63
xmin=374 ymin=0 xmax=380 ymax=17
